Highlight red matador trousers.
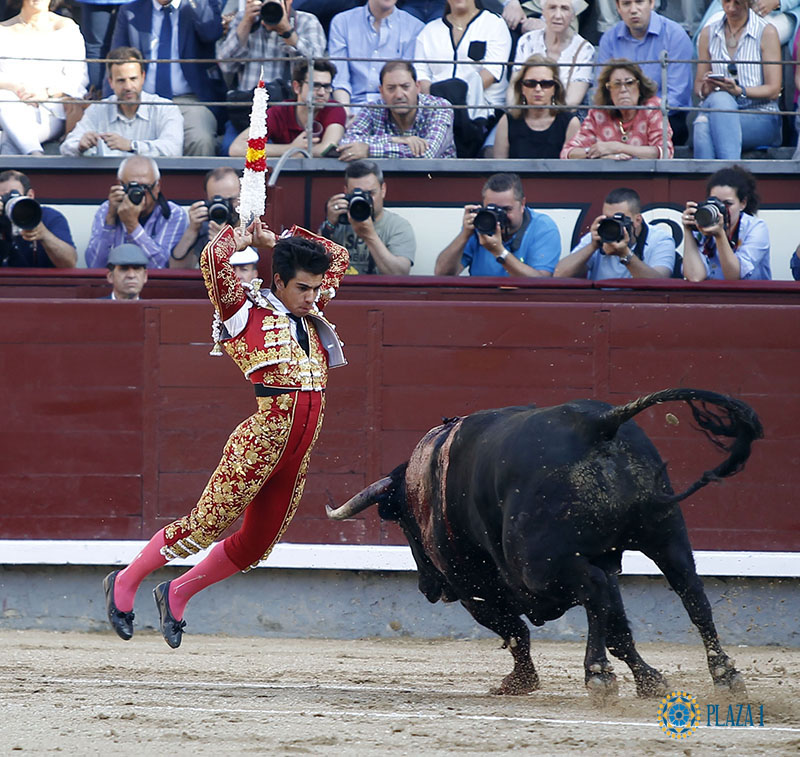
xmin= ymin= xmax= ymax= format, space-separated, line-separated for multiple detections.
xmin=162 ymin=390 xmax=325 ymax=571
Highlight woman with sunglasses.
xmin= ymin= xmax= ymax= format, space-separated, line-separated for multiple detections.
xmin=560 ymin=59 xmax=674 ymax=160
xmin=494 ymin=55 xmax=579 ymax=158
xmin=681 ymin=165 xmax=771 ymax=281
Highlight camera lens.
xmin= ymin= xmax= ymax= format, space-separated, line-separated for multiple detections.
xmin=694 ymin=204 xmax=719 ymax=229
xmin=260 ymin=1 xmax=283 ymax=24
xmin=348 ymin=196 xmax=371 ymax=223
xmin=5 ymin=195 xmax=42 ymax=230
xmin=473 ymin=208 xmax=498 ymax=235
xmin=126 ymin=184 xmax=145 ymax=205
xmin=597 ymin=217 xmax=624 ymax=244
xmin=207 ymin=197 xmax=231 ymax=225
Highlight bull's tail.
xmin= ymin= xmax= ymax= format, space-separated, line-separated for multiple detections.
xmin=597 ymin=388 xmax=764 ymax=504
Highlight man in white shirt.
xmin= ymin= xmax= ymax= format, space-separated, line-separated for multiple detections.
xmin=60 ymin=47 xmax=184 ymax=157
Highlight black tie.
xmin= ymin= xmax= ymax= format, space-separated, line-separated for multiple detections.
xmin=156 ymin=5 xmax=174 ymax=99
xmin=289 ymin=314 xmax=310 ymax=356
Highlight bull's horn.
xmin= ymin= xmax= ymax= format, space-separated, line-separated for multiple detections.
xmin=326 ymin=476 xmax=393 ymax=520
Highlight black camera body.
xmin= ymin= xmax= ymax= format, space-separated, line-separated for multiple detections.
xmin=205 ymin=195 xmax=235 ymax=225
xmin=473 ymin=203 xmax=509 ymax=235
xmin=694 ymin=197 xmax=730 ymax=231
xmin=597 ymin=212 xmax=634 ymax=245
xmin=338 ymin=188 xmax=373 ymax=225
xmin=1 ymin=190 xmax=42 ymax=230
xmin=125 ymin=182 xmax=148 ymax=205
xmin=260 ymin=1 xmax=283 ymax=24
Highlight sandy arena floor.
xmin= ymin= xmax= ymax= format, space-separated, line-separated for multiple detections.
xmin=1 ymin=630 xmax=798 ymax=755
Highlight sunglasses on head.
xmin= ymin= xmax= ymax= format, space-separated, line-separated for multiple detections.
xmin=521 ymin=78 xmax=556 ymax=90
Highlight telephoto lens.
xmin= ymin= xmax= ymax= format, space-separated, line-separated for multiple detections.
xmin=694 ymin=198 xmax=729 ymax=230
xmin=473 ymin=204 xmax=508 ymax=235
xmin=2 ymin=191 xmax=42 ymax=230
xmin=597 ymin=213 xmax=633 ymax=244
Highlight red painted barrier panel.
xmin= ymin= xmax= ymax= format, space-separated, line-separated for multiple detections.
xmin=1 ymin=283 xmax=798 ymax=551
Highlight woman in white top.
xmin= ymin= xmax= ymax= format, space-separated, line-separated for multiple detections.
xmin=415 ymin=0 xmax=512 ymax=111
xmin=693 ymin=0 xmax=782 ymax=160
xmin=0 ymin=0 xmax=88 ymax=155
xmin=514 ymin=0 xmax=594 ymax=107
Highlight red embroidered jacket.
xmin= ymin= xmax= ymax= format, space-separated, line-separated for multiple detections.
xmin=200 ymin=225 xmax=349 ymax=391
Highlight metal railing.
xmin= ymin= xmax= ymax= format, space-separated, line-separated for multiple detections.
xmin=1 ymin=51 xmax=797 ymax=159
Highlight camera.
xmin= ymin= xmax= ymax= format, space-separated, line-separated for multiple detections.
xmin=597 ymin=212 xmax=634 ymax=245
xmin=473 ymin=203 xmax=509 ymax=235
xmin=124 ymin=182 xmax=148 ymax=205
xmin=338 ymin=188 xmax=373 ymax=225
xmin=260 ymin=1 xmax=284 ymax=24
xmin=694 ymin=197 xmax=730 ymax=231
xmin=205 ymin=195 xmax=234 ymax=225
xmin=1 ymin=190 xmax=42 ymax=230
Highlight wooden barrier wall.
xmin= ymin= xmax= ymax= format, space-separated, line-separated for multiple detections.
xmin=1 ymin=281 xmax=798 ymax=552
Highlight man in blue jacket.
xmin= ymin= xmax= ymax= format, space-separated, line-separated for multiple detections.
xmin=110 ymin=0 xmax=225 ymax=154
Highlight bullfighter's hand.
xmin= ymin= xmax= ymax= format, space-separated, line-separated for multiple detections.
xmin=247 ymin=218 xmax=277 ymax=251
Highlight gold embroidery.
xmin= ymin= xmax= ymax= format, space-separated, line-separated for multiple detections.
xmin=162 ymin=394 xmax=297 ymax=558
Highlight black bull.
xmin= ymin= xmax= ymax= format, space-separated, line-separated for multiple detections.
xmin=327 ymin=388 xmax=763 ymax=698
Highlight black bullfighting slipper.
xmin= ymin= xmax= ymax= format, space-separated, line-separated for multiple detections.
xmin=153 ymin=581 xmax=186 ymax=649
xmin=103 ymin=570 xmax=134 ymax=641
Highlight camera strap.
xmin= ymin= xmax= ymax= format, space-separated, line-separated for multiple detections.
xmin=155 ymin=191 xmax=172 ymax=219
xmin=632 ymin=221 xmax=648 ymax=261
xmin=504 ymin=207 xmax=532 ymax=256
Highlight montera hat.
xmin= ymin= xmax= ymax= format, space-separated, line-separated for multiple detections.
xmin=229 ymin=247 xmax=260 ymax=266
xmin=107 ymin=244 xmax=149 ymax=267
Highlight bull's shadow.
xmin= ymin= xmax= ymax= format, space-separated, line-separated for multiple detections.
xmin=327 ymin=388 xmax=763 ymax=699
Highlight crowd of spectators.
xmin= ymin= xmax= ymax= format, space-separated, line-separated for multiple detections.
xmin=0 ymin=0 xmax=798 ymax=159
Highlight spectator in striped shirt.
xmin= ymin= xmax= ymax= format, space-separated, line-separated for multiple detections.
xmin=337 ymin=61 xmax=456 ymax=161
xmin=84 ymin=155 xmax=188 ymax=269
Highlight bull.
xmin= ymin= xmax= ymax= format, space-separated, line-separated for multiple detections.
xmin=327 ymin=388 xmax=763 ymax=698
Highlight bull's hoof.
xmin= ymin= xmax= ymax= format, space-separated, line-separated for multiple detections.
xmin=490 ymin=669 xmax=540 ymax=696
xmin=634 ymin=670 xmax=669 ymax=699
xmin=713 ymin=671 xmax=747 ymax=697
xmin=585 ymin=672 xmax=619 ymax=702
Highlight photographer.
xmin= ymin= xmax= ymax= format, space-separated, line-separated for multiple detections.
xmin=320 ymin=160 xmax=415 ymax=275
xmin=681 ymin=165 xmax=771 ymax=282
xmin=217 ymin=0 xmax=326 ymax=91
xmin=435 ymin=172 xmax=560 ymax=278
xmin=170 ymin=167 xmax=241 ymax=269
xmin=85 ymin=156 xmax=188 ymax=269
xmin=555 ymin=187 xmax=675 ymax=280
xmin=0 ymin=170 xmax=77 ymax=268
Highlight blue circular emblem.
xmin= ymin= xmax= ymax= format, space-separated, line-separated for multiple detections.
xmin=658 ymin=690 xmax=700 ymax=739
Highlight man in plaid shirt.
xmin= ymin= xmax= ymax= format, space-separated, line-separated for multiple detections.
xmin=217 ymin=0 xmax=326 ymax=90
xmin=338 ymin=61 xmax=456 ymax=161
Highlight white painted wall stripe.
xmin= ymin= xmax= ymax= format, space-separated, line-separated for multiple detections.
xmin=0 ymin=541 xmax=797 ymax=577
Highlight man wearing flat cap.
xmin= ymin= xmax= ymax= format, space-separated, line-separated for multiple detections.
xmin=104 ymin=243 xmax=149 ymax=300
xmin=229 ymin=246 xmax=259 ymax=284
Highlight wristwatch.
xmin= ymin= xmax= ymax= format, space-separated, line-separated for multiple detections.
xmin=279 ymin=26 xmax=295 ymax=38
xmin=619 ymin=251 xmax=634 ymax=266
xmin=496 ymin=250 xmax=510 ymax=264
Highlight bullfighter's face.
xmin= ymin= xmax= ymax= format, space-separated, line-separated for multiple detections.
xmin=273 ymin=269 xmax=325 ymax=317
